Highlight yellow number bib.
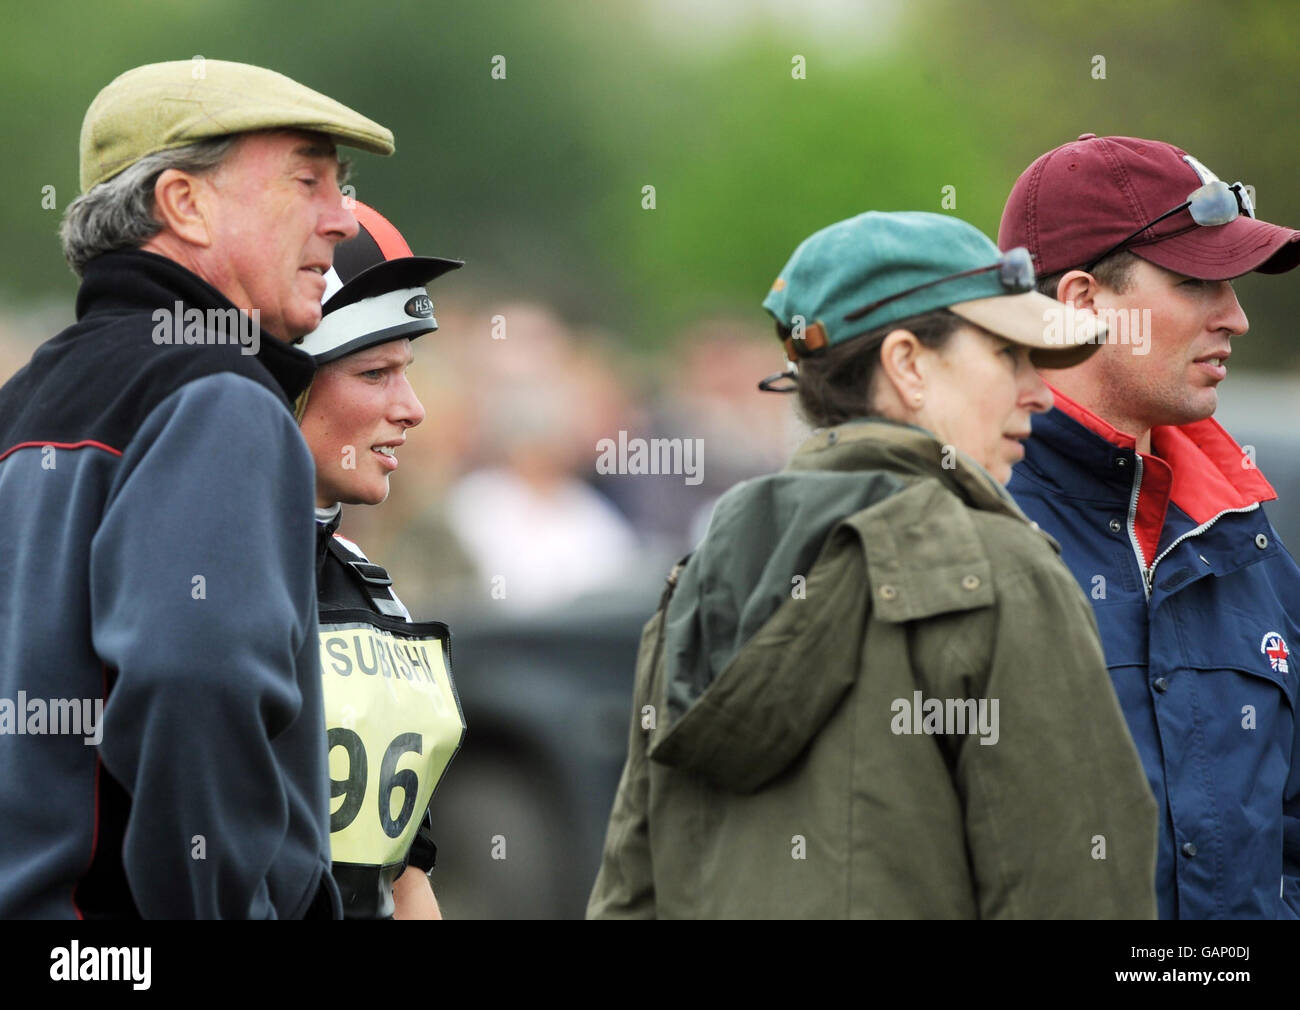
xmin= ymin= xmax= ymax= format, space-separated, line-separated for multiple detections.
xmin=317 ymin=611 xmax=465 ymax=868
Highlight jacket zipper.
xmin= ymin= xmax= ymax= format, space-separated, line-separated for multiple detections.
xmin=1125 ymin=452 xmax=1262 ymax=598
xmin=1145 ymin=503 xmax=1262 ymax=591
xmin=1125 ymin=454 xmax=1153 ymax=599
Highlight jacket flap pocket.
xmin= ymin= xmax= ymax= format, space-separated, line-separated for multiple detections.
xmin=1093 ymin=601 xmax=1149 ymax=668
xmin=1179 ymin=604 xmax=1298 ymax=709
xmin=847 ymin=479 xmax=995 ymax=623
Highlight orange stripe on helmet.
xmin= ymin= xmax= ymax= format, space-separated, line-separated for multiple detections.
xmin=351 ymin=200 xmax=413 ymax=260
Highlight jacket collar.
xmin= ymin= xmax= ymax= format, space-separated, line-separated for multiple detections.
xmin=315 ymin=502 xmax=342 ymax=533
xmin=1043 ymin=385 xmax=1275 ymax=518
xmin=314 ymin=503 xmax=342 ymax=574
xmin=1025 ymin=385 xmax=1276 ymax=566
xmin=76 ymin=249 xmax=317 ymax=403
xmin=789 ymin=417 xmax=1032 ymax=524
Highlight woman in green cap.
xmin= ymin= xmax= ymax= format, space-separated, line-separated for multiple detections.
xmin=588 ymin=211 xmax=1159 ymax=919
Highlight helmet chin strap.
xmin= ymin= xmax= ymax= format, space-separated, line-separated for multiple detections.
xmin=293 ymin=381 xmax=313 ymax=423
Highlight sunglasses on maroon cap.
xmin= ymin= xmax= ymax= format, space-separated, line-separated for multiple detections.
xmin=1083 ymin=179 xmax=1256 ymax=273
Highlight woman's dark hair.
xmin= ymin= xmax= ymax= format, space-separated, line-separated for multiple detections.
xmin=792 ymin=308 xmax=963 ymax=428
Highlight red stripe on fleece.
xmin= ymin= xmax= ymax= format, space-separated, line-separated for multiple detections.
xmin=0 ymin=440 xmax=122 ymax=463
xmin=1047 ymin=384 xmax=1276 ymax=565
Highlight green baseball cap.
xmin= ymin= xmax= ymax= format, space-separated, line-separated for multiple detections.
xmin=762 ymin=211 xmax=1105 ymax=368
xmin=79 ymin=59 xmax=395 ymax=192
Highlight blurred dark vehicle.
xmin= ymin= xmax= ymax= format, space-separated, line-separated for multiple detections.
xmin=1214 ymin=376 xmax=1300 ymax=554
xmin=430 ymin=580 xmax=660 ymax=920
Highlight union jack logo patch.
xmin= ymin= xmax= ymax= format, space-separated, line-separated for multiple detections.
xmin=1261 ymin=631 xmax=1290 ymax=674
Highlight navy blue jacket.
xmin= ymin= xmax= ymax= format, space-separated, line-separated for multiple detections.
xmin=1009 ymin=390 xmax=1300 ymax=919
xmin=0 ymin=250 xmax=340 ymax=918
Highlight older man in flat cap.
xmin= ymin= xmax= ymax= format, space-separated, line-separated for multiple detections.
xmin=0 ymin=60 xmax=393 ymax=918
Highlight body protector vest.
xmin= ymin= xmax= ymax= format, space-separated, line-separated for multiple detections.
xmin=315 ymin=506 xmax=466 ymax=918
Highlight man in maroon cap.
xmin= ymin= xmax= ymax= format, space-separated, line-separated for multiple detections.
xmin=1000 ymin=133 xmax=1300 ymax=919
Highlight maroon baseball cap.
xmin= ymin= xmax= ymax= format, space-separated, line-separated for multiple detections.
xmin=999 ymin=133 xmax=1300 ymax=281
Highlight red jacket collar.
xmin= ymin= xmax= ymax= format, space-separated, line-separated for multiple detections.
xmin=1047 ymin=384 xmax=1276 ymax=565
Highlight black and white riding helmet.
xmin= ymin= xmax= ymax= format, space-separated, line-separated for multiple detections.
xmin=297 ymin=199 xmax=463 ymax=364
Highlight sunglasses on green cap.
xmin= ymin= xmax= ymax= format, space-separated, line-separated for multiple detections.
xmin=758 ymin=211 xmax=1105 ymax=393
xmin=844 ymin=246 xmax=1036 ymax=324
xmin=759 ymin=247 xmax=1039 ymax=393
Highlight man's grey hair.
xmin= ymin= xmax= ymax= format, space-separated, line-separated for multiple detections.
xmin=59 ymin=135 xmax=241 ymax=276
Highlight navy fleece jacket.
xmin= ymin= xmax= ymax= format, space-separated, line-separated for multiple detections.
xmin=0 ymin=250 xmax=340 ymax=919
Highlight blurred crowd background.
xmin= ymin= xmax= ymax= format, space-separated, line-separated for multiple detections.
xmin=365 ymin=303 xmax=801 ymax=615
xmin=3 ymin=0 xmax=1297 ymax=916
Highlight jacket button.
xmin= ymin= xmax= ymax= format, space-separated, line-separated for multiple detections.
xmin=1115 ymin=456 xmax=1128 ymax=468
xmin=1182 ymin=842 xmax=1197 ymax=858
xmin=1153 ymin=677 xmax=1169 ymax=693
xmin=1256 ymin=533 xmax=1269 ymax=549
xmin=879 ymin=585 xmax=897 ymax=601
xmin=1108 ymin=518 xmax=1122 ymax=533
xmin=961 ymin=574 xmax=981 ymax=591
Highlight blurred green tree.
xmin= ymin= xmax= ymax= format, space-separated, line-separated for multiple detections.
xmin=2 ymin=0 xmax=1295 ymax=366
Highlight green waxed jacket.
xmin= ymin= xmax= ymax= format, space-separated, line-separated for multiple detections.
xmin=588 ymin=418 xmax=1158 ymax=919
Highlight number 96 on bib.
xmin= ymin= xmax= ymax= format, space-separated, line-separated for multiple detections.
xmin=319 ymin=622 xmax=464 ymax=866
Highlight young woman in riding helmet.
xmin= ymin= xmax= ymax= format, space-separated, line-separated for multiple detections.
xmin=296 ymin=200 xmax=465 ymax=919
